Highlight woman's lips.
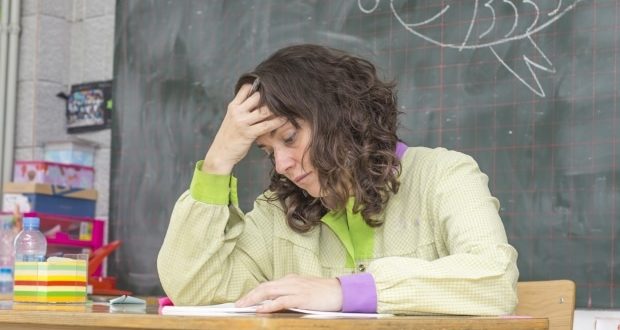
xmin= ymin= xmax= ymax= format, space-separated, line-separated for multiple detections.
xmin=294 ymin=172 xmax=310 ymax=183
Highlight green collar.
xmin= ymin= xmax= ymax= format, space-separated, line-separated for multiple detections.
xmin=321 ymin=198 xmax=375 ymax=268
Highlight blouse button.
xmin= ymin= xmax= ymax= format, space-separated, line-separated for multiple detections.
xmin=357 ymin=264 xmax=366 ymax=272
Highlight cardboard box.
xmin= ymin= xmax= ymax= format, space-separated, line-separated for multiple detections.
xmin=3 ymin=183 xmax=97 ymax=218
xmin=13 ymin=161 xmax=94 ymax=189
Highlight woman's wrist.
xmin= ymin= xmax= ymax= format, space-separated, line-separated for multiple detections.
xmin=202 ymin=151 xmax=234 ymax=175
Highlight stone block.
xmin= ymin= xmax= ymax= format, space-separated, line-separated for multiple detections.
xmin=69 ymin=21 xmax=84 ymax=84
xmin=39 ymin=0 xmax=70 ymax=18
xmin=18 ymin=16 xmax=37 ymax=82
xmin=34 ymin=81 xmax=69 ymax=145
xmin=82 ymin=15 xmax=115 ymax=81
xmin=37 ymin=15 xmax=70 ymax=84
xmin=14 ymin=146 xmax=44 ymax=161
xmin=15 ymin=81 xmax=35 ymax=147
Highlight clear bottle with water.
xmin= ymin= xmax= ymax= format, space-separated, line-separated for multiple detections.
xmin=14 ymin=217 xmax=47 ymax=262
xmin=0 ymin=216 xmax=15 ymax=294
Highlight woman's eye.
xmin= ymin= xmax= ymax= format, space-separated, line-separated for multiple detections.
xmin=284 ymin=132 xmax=296 ymax=144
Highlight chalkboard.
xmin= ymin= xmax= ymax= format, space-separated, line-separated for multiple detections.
xmin=111 ymin=0 xmax=619 ymax=308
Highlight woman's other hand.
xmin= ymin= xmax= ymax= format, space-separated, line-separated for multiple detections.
xmin=202 ymin=84 xmax=286 ymax=174
xmin=235 ymin=274 xmax=343 ymax=313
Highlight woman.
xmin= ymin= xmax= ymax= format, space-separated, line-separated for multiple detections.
xmin=157 ymin=44 xmax=519 ymax=315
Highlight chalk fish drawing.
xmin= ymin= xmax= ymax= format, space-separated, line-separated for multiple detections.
xmin=359 ymin=0 xmax=585 ymax=97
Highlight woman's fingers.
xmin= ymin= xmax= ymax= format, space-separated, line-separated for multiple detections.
xmin=235 ymin=92 xmax=261 ymax=113
xmin=228 ymin=104 xmax=284 ymax=139
xmin=228 ymin=90 xmax=279 ymax=136
xmin=201 ymin=84 xmax=270 ymax=174
xmin=247 ymin=116 xmax=287 ymax=137
xmin=255 ymin=296 xmax=298 ymax=313
xmin=235 ymin=275 xmax=343 ymax=313
xmin=236 ymin=280 xmax=292 ymax=308
xmin=242 ymin=105 xmax=272 ymax=125
xmin=231 ymin=83 xmax=254 ymax=105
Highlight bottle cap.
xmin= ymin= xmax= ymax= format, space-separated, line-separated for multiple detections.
xmin=22 ymin=217 xmax=40 ymax=229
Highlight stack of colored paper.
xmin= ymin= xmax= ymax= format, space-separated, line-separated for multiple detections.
xmin=13 ymin=258 xmax=87 ymax=303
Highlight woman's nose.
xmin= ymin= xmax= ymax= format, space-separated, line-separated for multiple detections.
xmin=273 ymin=150 xmax=294 ymax=175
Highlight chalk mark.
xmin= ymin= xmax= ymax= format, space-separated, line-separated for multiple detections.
xmin=359 ymin=0 xmax=585 ymax=97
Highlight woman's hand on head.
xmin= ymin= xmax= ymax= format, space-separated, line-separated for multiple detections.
xmin=234 ymin=274 xmax=343 ymax=313
xmin=203 ymin=84 xmax=286 ymax=174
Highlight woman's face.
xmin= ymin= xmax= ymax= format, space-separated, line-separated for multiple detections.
xmin=255 ymin=118 xmax=321 ymax=197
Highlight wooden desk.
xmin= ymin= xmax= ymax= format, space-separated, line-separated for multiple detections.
xmin=0 ymin=298 xmax=548 ymax=330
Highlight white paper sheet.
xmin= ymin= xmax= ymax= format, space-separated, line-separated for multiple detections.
xmin=161 ymin=302 xmax=392 ymax=318
xmin=162 ymin=303 xmax=258 ymax=315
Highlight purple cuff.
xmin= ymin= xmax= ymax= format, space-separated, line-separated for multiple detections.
xmin=337 ymin=272 xmax=377 ymax=313
xmin=395 ymin=141 xmax=408 ymax=160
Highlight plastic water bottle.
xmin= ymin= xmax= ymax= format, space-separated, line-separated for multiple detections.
xmin=14 ymin=217 xmax=47 ymax=262
xmin=0 ymin=216 xmax=15 ymax=294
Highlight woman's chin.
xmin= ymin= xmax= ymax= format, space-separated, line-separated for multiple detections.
xmin=302 ymin=187 xmax=321 ymax=198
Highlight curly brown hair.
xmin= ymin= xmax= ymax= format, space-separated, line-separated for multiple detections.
xmin=235 ymin=44 xmax=401 ymax=233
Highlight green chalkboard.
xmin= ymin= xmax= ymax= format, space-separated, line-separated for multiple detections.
xmin=111 ymin=0 xmax=619 ymax=308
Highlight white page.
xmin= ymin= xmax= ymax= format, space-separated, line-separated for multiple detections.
xmin=161 ymin=303 xmax=392 ymax=318
xmin=161 ymin=303 xmax=258 ymax=315
xmin=594 ymin=317 xmax=620 ymax=330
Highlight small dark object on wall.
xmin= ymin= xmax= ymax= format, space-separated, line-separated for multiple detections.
xmin=62 ymin=80 xmax=113 ymax=133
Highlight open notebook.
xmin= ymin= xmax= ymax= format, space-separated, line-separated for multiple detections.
xmin=160 ymin=302 xmax=392 ymax=318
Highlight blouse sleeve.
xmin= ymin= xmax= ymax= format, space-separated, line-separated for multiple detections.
xmin=368 ymin=151 xmax=519 ymax=315
xmin=157 ymin=161 xmax=275 ymax=305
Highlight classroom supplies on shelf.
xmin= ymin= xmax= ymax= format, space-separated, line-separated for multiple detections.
xmin=19 ymin=212 xmax=104 ymax=276
xmin=3 ymin=183 xmax=97 ymax=218
xmin=43 ymin=139 xmax=98 ymax=167
xmin=13 ymin=161 xmax=94 ymax=189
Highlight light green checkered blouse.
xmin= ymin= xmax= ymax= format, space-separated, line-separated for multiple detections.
xmin=157 ymin=146 xmax=519 ymax=315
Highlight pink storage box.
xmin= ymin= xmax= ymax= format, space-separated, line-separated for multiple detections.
xmin=23 ymin=212 xmax=105 ymax=276
xmin=13 ymin=161 xmax=94 ymax=189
